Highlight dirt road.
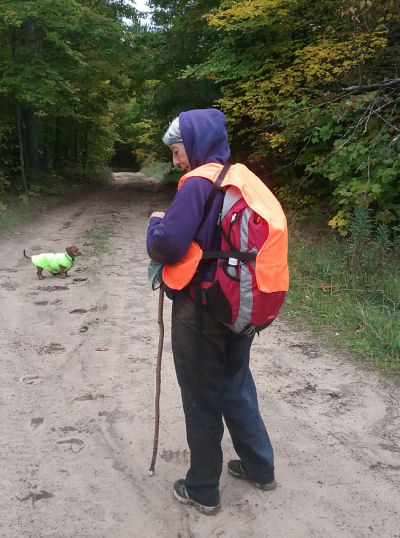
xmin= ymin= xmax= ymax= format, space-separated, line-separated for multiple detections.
xmin=0 ymin=172 xmax=399 ymax=538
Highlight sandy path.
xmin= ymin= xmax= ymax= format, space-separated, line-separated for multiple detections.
xmin=0 ymin=172 xmax=399 ymax=538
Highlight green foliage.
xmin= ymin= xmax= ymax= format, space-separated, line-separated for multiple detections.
xmin=26 ymin=182 xmax=65 ymax=196
xmin=1 ymin=0 xmax=399 ymax=235
xmin=0 ymin=174 xmax=8 ymax=210
xmin=275 ymin=184 xmax=317 ymax=218
xmin=0 ymin=0 xmax=137 ymax=187
xmin=176 ymin=0 xmax=400 ymax=227
xmin=0 ymin=172 xmax=11 ymax=193
xmin=125 ymin=0 xmax=221 ymax=159
xmin=305 ymin=121 xmax=400 ymax=234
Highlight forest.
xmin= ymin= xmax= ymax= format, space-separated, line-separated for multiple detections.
xmin=0 ymin=0 xmax=399 ymax=369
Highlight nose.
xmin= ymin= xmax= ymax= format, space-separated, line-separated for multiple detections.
xmin=173 ymin=154 xmax=180 ymax=167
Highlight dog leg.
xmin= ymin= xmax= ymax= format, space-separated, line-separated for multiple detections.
xmin=37 ymin=268 xmax=44 ymax=280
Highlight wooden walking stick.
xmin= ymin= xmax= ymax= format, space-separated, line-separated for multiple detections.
xmin=148 ymin=286 xmax=165 ymax=476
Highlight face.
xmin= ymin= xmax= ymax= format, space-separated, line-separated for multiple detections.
xmin=170 ymin=142 xmax=191 ymax=172
xmin=67 ymin=245 xmax=81 ymax=258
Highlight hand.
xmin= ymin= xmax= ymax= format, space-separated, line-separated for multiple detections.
xmin=150 ymin=211 xmax=165 ymax=219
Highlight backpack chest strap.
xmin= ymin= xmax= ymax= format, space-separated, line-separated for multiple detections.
xmin=202 ymin=250 xmax=256 ymax=261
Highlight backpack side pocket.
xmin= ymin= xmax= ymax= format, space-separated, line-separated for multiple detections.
xmin=204 ymin=280 xmax=232 ymax=324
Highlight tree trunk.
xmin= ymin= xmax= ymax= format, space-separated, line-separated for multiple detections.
xmin=16 ymin=104 xmax=28 ymax=192
xmin=21 ymin=20 xmax=43 ymax=178
xmin=53 ymin=118 xmax=61 ymax=169
xmin=10 ymin=27 xmax=27 ymax=192
xmin=82 ymin=90 xmax=89 ymax=171
xmin=73 ymin=127 xmax=78 ymax=165
xmin=82 ymin=128 xmax=88 ymax=171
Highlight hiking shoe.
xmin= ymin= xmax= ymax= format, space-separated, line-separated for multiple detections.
xmin=228 ymin=460 xmax=277 ymax=491
xmin=173 ymin=479 xmax=221 ymax=515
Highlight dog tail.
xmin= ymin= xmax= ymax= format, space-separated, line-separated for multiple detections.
xmin=23 ymin=249 xmax=30 ymax=259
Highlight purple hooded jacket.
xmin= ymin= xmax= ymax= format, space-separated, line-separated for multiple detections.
xmin=146 ymin=109 xmax=230 ymax=280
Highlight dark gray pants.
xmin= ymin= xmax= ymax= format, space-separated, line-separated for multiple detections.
xmin=171 ymin=292 xmax=275 ymax=506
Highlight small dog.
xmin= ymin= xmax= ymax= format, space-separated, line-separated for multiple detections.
xmin=23 ymin=245 xmax=81 ymax=280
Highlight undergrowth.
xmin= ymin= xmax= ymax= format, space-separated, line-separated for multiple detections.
xmin=284 ymin=208 xmax=400 ymax=375
xmin=0 ymin=168 xmax=112 ymax=234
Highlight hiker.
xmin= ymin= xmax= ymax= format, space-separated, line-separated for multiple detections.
xmin=146 ymin=108 xmax=288 ymax=515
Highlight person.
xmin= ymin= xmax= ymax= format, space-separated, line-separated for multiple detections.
xmin=146 ymin=108 xmax=285 ymax=515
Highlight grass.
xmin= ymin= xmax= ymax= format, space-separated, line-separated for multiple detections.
xmin=83 ymin=225 xmax=114 ymax=259
xmin=0 ymin=192 xmax=65 ymax=234
xmin=283 ymin=209 xmax=400 ymax=375
xmin=140 ymin=160 xmax=181 ymax=183
xmin=0 ymin=167 xmax=112 ymax=235
xmin=140 ymin=161 xmax=171 ymax=180
xmin=82 ymin=224 xmax=114 ymax=285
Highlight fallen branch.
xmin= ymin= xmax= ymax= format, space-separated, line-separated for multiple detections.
xmin=341 ymin=78 xmax=400 ymax=92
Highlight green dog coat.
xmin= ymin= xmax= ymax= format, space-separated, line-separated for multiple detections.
xmin=31 ymin=252 xmax=74 ymax=274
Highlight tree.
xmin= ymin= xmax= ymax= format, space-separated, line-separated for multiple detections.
xmin=182 ymin=0 xmax=400 ymax=231
xmin=0 ymin=0 xmax=138 ymax=189
xmin=122 ymin=0 xmax=222 ymax=164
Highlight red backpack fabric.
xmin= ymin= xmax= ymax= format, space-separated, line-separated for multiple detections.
xmin=198 ymin=186 xmax=286 ymax=335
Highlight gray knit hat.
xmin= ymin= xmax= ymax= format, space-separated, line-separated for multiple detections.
xmin=162 ymin=117 xmax=182 ymax=146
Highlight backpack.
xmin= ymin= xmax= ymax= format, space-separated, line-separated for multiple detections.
xmin=196 ymin=163 xmax=287 ymax=336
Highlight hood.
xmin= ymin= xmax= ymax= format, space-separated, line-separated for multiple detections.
xmin=179 ymin=109 xmax=231 ymax=170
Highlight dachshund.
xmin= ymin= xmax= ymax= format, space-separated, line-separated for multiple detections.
xmin=23 ymin=245 xmax=81 ymax=280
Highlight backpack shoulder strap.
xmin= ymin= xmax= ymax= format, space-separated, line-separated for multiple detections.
xmin=202 ymin=162 xmax=231 ymax=221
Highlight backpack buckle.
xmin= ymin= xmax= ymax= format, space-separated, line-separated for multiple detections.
xmin=243 ymin=325 xmax=256 ymax=337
